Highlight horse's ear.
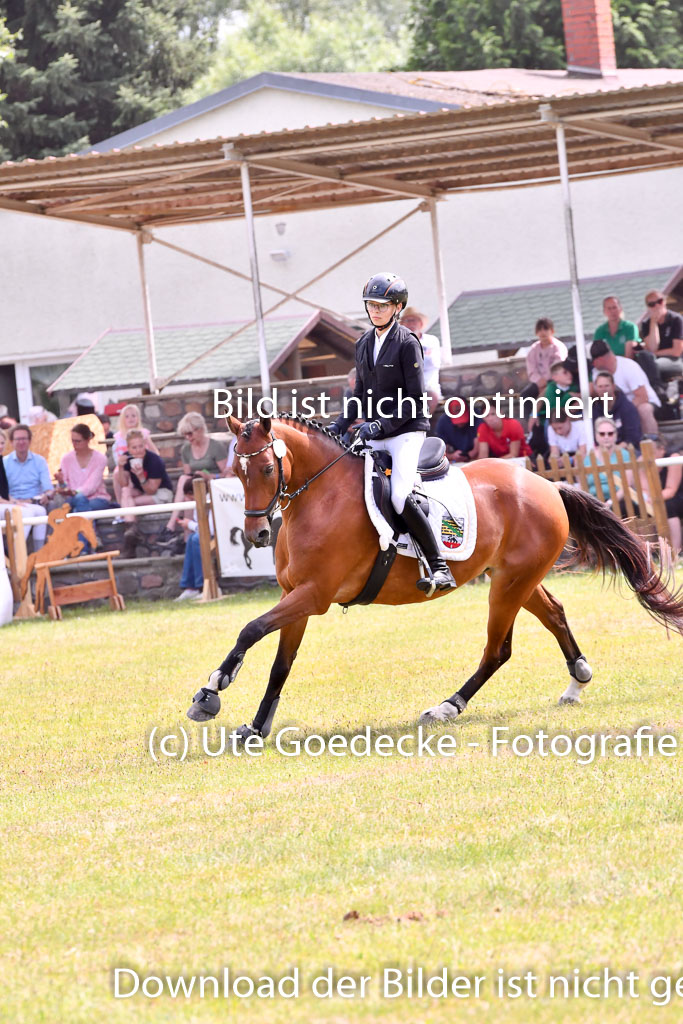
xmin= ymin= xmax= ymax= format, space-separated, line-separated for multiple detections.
xmin=259 ymin=414 xmax=271 ymax=436
xmin=227 ymin=415 xmax=242 ymax=437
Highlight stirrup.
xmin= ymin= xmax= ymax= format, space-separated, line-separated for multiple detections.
xmin=417 ymin=567 xmax=456 ymax=594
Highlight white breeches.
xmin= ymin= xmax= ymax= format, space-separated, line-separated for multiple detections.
xmin=366 ymin=430 xmax=426 ymax=514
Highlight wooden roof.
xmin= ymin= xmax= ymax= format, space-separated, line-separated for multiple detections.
xmin=1 ymin=82 xmax=683 ymax=232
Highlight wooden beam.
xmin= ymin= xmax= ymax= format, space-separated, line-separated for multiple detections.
xmin=242 ymin=155 xmax=438 ymax=199
xmin=563 ymin=116 xmax=683 ymax=154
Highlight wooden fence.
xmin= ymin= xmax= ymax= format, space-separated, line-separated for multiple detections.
xmin=525 ymin=439 xmax=671 ymax=543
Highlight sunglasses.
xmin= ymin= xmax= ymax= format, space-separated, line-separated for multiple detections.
xmin=647 ymin=298 xmax=664 ymax=307
xmin=597 ymin=430 xmax=616 ymax=437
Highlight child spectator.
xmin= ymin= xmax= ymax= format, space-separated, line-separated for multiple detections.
xmin=523 ymin=318 xmax=568 ymax=399
xmin=112 ymin=404 xmax=159 ymax=506
xmin=547 ymin=411 xmax=588 ymax=464
xmin=118 ymin=429 xmax=174 ymax=558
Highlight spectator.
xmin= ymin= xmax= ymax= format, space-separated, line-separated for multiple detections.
xmin=2 ymin=424 xmax=53 ymax=549
xmin=27 ymin=405 xmax=57 ymax=425
xmin=593 ymin=296 xmax=640 ymax=359
xmin=54 ymin=423 xmax=116 ymax=515
xmin=164 ymin=412 xmax=229 ymax=535
xmin=640 ymin=290 xmax=683 ymax=381
xmin=0 ymin=415 xmax=18 ymax=431
xmin=646 ymin=437 xmax=682 ymax=556
xmin=434 ymin=402 xmax=478 ymax=462
xmin=592 ymin=371 xmax=642 ymax=449
xmin=547 ymin=410 xmax=588 ymax=464
xmin=118 ymin=429 xmax=174 ymax=558
xmin=528 ymin=359 xmax=578 ymax=458
xmin=98 ymin=414 xmax=114 ymax=440
xmin=583 ymin=417 xmax=633 ymax=505
xmin=0 ymin=428 xmax=10 ymax=503
xmin=522 ymin=318 xmax=568 ymax=399
xmin=590 ymin=339 xmax=660 ymax=435
xmin=400 ymin=307 xmax=442 ymax=414
xmin=112 ymin=404 xmax=159 ymax=506
xmin=477 ymin=412 xmax=531 ymax=459
xmin=175 ymin=479 xmax=204 ymax=601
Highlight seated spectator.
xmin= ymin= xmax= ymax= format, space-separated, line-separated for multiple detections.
xmin=590 ymin=339 xmax=660 ymax=435
xmin=547 ymin=411 xmax=588 ymax=464
xmin=0 ymin=415 xmax=18 ymax=432
xmin=434 ymin=403 xmax=478 ymax=462
xmin=98 ymin=414 xmax=114 ymax=440
xmin=165 ymin=413 xmax=230 ymax=535
xmin=175 ymin=479 xmax=204 ymax=601
xmin=400 ymin=307 xmax=442 ymax=415
xmin=592 ymin=371 xmax=642 ymax=449
xmin=112 ymin=404 xmax=159 ymax=506
xmin=477 ymin=412 xmax=531 ymax=459
xmin=640 ymin=291 xmax=683 ymax=382
xmin=521 ymin=318 xmax=568 ymax=399
xmin=0 ymin=428 xmax=9 ymax=504
xmin=2 ymin=424 xmax=53 ymax=549
xmin=118 ymin=429 xmax=174 ymax=558
xmin=54 ymin=423 xmax=117 ymax=515
xmin=528 ymin=359 xmax=578 ymax=457
xmin=641 ymin=437 xmax=683 ymax=557
xmin=27 ymin=404 xmax=57 ymax=425
xmin=583 ymin=417 xmax=632 ymax=505
xmin=594 ymin=296 xmax=640 ymax=359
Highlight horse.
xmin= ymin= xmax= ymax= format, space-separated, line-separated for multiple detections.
xmin=187 ymin=414 xmax=683 ymax=736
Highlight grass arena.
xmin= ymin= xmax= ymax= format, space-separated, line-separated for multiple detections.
xmin=3 ymin=570 xmax=683 ymax=1024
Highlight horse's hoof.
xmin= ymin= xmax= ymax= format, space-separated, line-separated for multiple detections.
xmin=558 ymin=694 xmax=581 ymax=706
xmin=233 ymin=723 xmax=261 ymax=743
xmin=187 ymin=687 xmax=221 ymax=721
xmin=419 ymin=700 xmax=463 ymax=725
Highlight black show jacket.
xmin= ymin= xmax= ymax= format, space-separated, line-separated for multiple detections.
xmin=336 ymin=321 xmax=430 ymax=437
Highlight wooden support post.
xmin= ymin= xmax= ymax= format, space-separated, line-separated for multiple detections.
xmin=640 ymin=439 xmax=671 ymax=544
xmin=193 ymin=477 xmax=220 ymax=601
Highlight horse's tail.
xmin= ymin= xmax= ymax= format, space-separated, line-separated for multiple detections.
xmin=556 ymin=483 xmax=683 ymax=635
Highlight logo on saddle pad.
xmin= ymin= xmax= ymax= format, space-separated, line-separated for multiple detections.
xmin=441 ymin=515 xmax=465 ymax=549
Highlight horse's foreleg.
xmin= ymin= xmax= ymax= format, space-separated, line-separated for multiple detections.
xmin=237 ymin=617 xmax=309 ymax=740
xmin=522 ymin=584 xmax=592 ymax=705
xmin=420 ymin=568 xmax=535 ymax=724
xmin=187 ymin=582 xmax=327 ymax=722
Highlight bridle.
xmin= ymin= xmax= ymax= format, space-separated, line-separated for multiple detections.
xmin=236 ymin=431 xmax=359 ymax=522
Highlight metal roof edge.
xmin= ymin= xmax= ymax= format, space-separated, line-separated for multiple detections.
xmin=449 ymin=265 xmax=681 ymax=304
xmin=86 ymin=73 xmax=460 ymax=154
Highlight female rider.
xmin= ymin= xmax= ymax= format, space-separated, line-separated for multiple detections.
xmin=329 ymin=272 xmax=455 ymax=592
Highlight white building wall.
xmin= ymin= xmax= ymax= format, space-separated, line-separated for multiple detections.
xmin=2 ymin=83 xmax=683 ymax=417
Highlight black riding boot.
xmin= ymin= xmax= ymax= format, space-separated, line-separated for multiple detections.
xmin=401 ymin=495 xmax=456 ymax=592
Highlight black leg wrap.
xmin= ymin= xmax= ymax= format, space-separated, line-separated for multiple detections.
xmin=187 ymin=687 xmax=221 ymax=722
xmin=253 ymin=697 xmax=280 ymax=739
xmin=219 ymin=652 xmax=244 ymax=683
xmin=446 ymin=693 xmax=468 ymax=715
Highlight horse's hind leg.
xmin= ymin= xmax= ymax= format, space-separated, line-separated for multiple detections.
xmin=522 ymin=584 xmax=593 ymax=705
xmin=236 ymin=617 xmax=309 ymax=740
xmin=420 ymin=568 xmax=534 ymax=723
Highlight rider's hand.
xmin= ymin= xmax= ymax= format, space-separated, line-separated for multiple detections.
xmin=358 ymin=420 xmax=382 ymax=442
xmin=326 ymin=422 xmax=343 ymax=437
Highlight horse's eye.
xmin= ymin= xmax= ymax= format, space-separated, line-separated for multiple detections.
xmin=263 ymin=464 xmax=274 ymax=476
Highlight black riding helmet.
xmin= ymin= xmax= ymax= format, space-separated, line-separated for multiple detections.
xmin=362 ymin=272 xmax=408 ymax=324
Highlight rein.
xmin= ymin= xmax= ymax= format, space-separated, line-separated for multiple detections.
xmin=237 ymin=432 xmax=360 ymax=520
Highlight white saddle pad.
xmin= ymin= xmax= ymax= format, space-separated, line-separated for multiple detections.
xmin=363 ymin=453 xmax=477 ymax=562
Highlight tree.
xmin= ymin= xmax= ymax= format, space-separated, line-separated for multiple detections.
xmin=0 ymin=1 xmax=221 ymax=162
xmin=408 ymin=0 xmax=683 ymax=72
xmin=186 ymin=0 xmax=410 ymax=99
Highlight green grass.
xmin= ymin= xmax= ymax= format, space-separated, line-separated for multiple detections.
xmin=2 ymin=574 xmax=683 ymax=1023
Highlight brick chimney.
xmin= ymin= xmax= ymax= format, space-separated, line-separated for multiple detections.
xmin=561 ymin=0 xmax=617 ymax=77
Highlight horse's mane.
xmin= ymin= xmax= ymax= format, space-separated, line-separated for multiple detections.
xmin=243 ymin=413 xmax=364 ymax=458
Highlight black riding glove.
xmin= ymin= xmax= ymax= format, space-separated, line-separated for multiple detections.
xmin=358 ymin=420 xmax=382 ymax=442
xmin=327 ymin=421 xmax=343 ymax=436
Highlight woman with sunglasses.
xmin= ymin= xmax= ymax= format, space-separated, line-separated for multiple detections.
xmin=164 ymin=412 xmax=231 ymax=537
xmin=641 ymin=291 xmax=683 ymax=382
xmin=583 ymin=417 xmax=633 ymax=506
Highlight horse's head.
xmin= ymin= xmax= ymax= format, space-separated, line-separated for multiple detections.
xmin=230 ymin=414 xmax=288 ymax=547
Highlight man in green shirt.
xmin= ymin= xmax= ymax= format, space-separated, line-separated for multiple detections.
xmin=593 ymin=296 xmax=639 ymax=357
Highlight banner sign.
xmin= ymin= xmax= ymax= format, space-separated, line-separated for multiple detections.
xmin=210 ymin=478 xmax=280 ymax=579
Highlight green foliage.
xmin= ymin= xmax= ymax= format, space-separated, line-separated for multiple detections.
xmin=187 ymin=0 xmax=410 ymax=99
xmin=408 ymin=0 xmax=683 ymax=71
xmin=0 ymin=0 xmax=220 ymax=162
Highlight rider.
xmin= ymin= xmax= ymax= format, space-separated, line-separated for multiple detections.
xmin=328 ymin=272 xmax=456 ymax=592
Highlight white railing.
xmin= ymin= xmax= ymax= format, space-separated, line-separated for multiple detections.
xmin=0 ymin=500 xmax=197 ymax=530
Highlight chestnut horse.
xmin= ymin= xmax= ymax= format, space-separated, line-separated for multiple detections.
xmin=187 ymin=415 xmax=683 ymax=736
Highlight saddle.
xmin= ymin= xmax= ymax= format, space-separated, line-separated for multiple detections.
xmin=371 ymin=437 xmax=449 ymax=537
